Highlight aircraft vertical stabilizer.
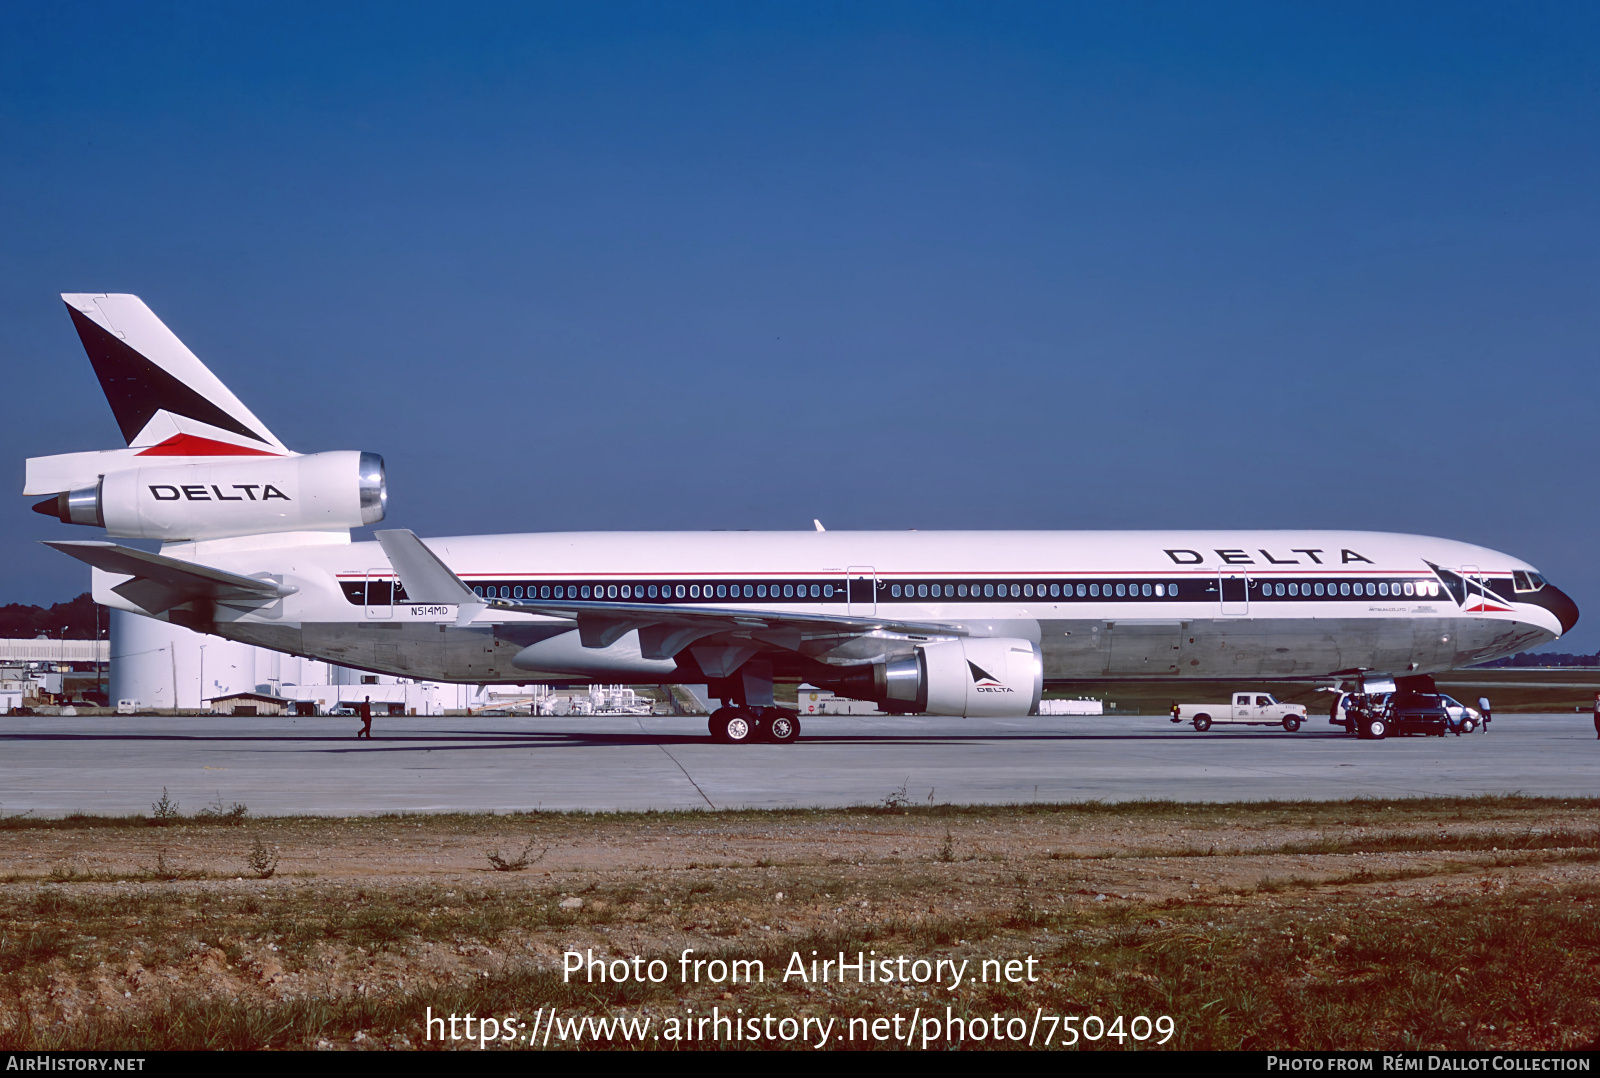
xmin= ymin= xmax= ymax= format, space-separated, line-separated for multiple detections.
xmin=59 ymin=293 xmax=289 ymax=454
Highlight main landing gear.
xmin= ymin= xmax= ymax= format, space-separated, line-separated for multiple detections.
xmin=709 ymin=706 xmax=802 ymax=745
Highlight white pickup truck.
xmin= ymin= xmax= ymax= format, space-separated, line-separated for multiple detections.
xmin=1171 ymin=693 xmax=1307 ymax=732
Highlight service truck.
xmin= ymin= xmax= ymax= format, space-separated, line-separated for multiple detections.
xmin=1171 ymin=693 xmax=1307 ymax=732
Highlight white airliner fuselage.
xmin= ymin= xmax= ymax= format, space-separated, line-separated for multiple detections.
xmin=132 ymin=526 xmax=1570 ymax=689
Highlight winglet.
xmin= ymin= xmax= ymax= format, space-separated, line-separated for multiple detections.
xmin=373 ymin=529 xmax=486 ymax=626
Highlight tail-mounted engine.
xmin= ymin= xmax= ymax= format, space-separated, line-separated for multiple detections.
xmin=33 ymin=450 xmax=386 ymax=541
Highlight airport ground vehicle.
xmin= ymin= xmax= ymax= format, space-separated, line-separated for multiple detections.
xmin=25 ymin=294 xmax=1580 ymax=745
xmin=1438 ymin=694 xmax=1480 ymax=733
xmin=1171 ymin=693 xmax=1307 ymax=732
xmin=1338 ymin=691 xmax=1451 ymax=739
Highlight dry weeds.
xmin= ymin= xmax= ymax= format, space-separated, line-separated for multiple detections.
xmin=0 ymin=795 xmax=1595 ymax=1051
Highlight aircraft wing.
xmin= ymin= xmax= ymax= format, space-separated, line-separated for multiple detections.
xmin=44 ymin=540 xmax=296 ymax=616
xmin=484 ymin=593 xmax=966 ymax=654
xmin=375 ymin=528 xmax=964 ymax=664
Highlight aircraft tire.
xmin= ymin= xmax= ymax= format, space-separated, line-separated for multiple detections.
xmin=1282 ymin=716 xmax=1301 ymax=732
xmin=709 ymin=707 xmax=736 ymax=743
xmin=1193 ymin=715 xmax=1211 ymax=732
xmin=722 ymin=709 xmax=758 ymax=745
xmin=767 ymin=711 xmax=800 ymax=744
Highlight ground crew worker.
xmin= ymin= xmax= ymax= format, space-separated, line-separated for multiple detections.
xmin=357 ymin=696 xmax=372 ymax=739
xmin=1478 ymin=697 xmax=1492 ymax=732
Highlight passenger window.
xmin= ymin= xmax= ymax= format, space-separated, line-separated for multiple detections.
xmin=1339 ymin=583 xmax=1350 ymax=596
xmin=473 ymin=586 xmax=483 ymax=597
xmin=1168 ymin=582 xmax=1178 ymax=596
xmin=1050 ymin=584 xmax=1059 ymax=597
xmin=1115 ymin=584 xmax=1125 ymax=597
xmin=1089 ymin=584 xmax=1099 ymax=597
xmin=1078 ymin=584 xmax=1088 ymax=597
xmin=1141 ymin=583 xmax=1151 ymax=597
xmin=916 ymin=584 xmax=926 ymax=598
xmin=1314 ymin=583 xmax=1323 ymax=596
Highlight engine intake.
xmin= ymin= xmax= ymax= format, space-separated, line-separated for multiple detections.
xmin=33 ymin=451 xmax=385 ymax=541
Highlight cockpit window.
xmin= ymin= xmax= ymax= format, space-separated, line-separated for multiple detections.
xmin=1513 ymin=571 xmax=1546 ymax=593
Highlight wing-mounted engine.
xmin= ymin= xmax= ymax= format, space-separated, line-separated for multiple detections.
xmin=825 ymin=638 xmax=1044 ymax=718
xmin=33 ymin=450 xmax=386 ymax=541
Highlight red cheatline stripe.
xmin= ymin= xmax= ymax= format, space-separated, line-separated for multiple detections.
xmin=135 ymin=433 xmax=281 ymax=456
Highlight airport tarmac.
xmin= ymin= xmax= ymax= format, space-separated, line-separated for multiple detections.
xmin=2 ymin=711 xmax=1596 ymax=816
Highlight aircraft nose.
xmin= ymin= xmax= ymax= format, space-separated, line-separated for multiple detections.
xmin=1543 ymin=584 xmax=1580 ymax=635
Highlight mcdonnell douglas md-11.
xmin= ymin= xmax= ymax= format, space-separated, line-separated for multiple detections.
xmin=28 ymin=295 xmax=1578 ymax=743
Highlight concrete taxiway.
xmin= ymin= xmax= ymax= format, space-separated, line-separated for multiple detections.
xmin=2 ymin=712 xmax=1595 ymax=816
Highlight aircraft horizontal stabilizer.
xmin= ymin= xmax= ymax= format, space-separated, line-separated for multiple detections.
xmin=43 ymin=540 xmax=296 ymax=616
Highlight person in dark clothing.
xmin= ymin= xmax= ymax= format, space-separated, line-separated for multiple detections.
xmin=1478 ymin=697 xmax=1492 ymax=732
xmin=1592 ymin=692 xmax=1599 ymax=740
xmin=357 ymin=696 xmax=372 ymax=739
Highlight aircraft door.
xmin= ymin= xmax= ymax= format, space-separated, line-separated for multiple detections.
xmin=1219 ymin=569 xmax=1249 ymax=616
xmin=846 ymin=566 xmax=877 ymax=616
xmin=1460 ymin=564 xmax=1485 ymax=614
xmin=365 ymin=569 xmax=394 ymax=619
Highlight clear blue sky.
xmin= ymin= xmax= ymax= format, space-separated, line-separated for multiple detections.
xmin=2 ymin=3 xmax=1596 ymax=648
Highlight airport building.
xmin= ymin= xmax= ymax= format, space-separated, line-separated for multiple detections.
xmin=108 ymin=609 xmax=473 ymax=715
xmin=104 ymin=611 xmax=665 ymax=716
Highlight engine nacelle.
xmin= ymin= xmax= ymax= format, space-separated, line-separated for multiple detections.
xmin=33 ymin=451 xmax=386 ymax=541
xmin=877 ymin=637 xmax=1043 ymax=718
